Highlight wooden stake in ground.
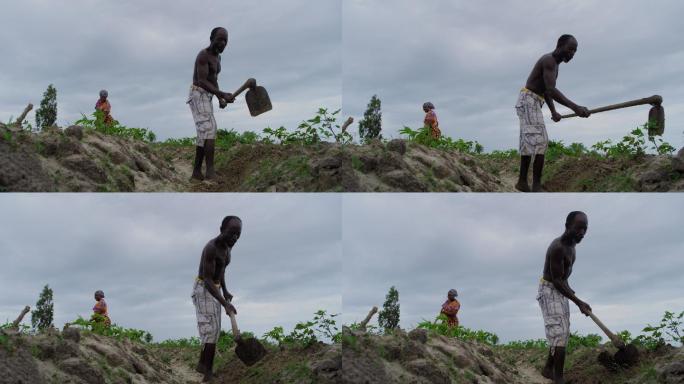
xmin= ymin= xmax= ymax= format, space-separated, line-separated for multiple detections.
xmin=358 ymin=306 xmax=378 ymax=331
xmin=9 ymin=104 xmax=33 ymax=131
xmin=11 ymin=306 xmax=30 ymax=329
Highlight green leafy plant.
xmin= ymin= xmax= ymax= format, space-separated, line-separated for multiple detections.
xmin=262 ymin=108 xmax=350 ymax=145
xmin=417 ymin=314 xmax=499 ymax=345
xmin=75 ymin=110 xmax=156 ymax=143
xmin=503 ymin=338 xmax=548 ymax=350
xmin=70 ymin=316 xmax=153 ymax=343
xmin=566 ymin=332 xmax=602 ymax=353
xmin=262 ymin=309 xmax=341 ymax=347
xmin=591 ymin=123 xmax=675 ymax=158
xmin=633 ymin=310 xmax=684 ymax=350
xmin=399 ymin=126 xmax=484 ymax=154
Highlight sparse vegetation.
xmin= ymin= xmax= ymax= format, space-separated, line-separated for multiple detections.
xmin=69 ymin=316 xmax=153 ymax=343
xmin=75 ymin=110 xmax=156 ymax=142
xmin=262 ymin=309 xmax=341 ymax=347
xmin=417 ymin=314 xmax=499 ymax=345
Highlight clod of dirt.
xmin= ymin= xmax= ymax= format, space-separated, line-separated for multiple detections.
xmin=672 ymin=147 xmax=684 ymax=173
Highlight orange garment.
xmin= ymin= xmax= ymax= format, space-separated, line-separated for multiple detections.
xmin=92 ymin=299 xmax=111 ymax=327
xmin=95 ymin=99 xmax=114 ymax=125
xmin=424 ymin=110 xmax=441 ymax=139
xmin=441 ymin=299 xmax=460 ymax=327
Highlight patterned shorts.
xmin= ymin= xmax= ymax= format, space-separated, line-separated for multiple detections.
xmin=187 ymin=85 xmax=217 ymax=147
xmin=516 ymin=89 xmax=548 ymax=156
xmin=192 ymin=279 xmax=222 ymax=344
xmin=537 ymin=279 xmax=570 ymax=348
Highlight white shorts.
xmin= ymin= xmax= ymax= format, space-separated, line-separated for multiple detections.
xmin=191 ymin=279 xmax=222 ymax=344
xmin=188 ymin=85 xmax=217 ymax=147
xmin=537 ymin=279 xmax=570 ymax=348
xmin=516 ymin=89 xmax=548 ymax=156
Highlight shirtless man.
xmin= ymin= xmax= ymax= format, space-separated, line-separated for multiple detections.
xmin=537 ymin=211 xmax=592 ymax=384
xmin=515 ymin=34 xmax=591 ymax=192
xmin=188 ymin=27 xmax=235 ymax=181
xmin=191 ymin=216 xmax=241 ymax=382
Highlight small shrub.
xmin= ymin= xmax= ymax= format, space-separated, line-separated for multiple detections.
xmin=399 ymin=126 xmax=483 ymax=154
xmin=70 ymin=316 xmax=152 ymax=343
xmin=417 ymin=314 xmax=499 ymax=345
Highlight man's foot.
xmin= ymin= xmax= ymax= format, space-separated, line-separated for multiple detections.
xmin=195 ymin=362 xmax=206 ymax=374
xmin=202 ymin=371 xmax=214 ymax=382
xmin=191 ymin=171 xmax=205 ymax=181
xmin=541 ymin=365 xmax=553 ymax=379
xmin=515 ymin=180 xmax=530 ymax=192
xmin=205 ymin=169 xmax=216 ymax=180
xmin=532 ymin=182 xmax=544 ymax=192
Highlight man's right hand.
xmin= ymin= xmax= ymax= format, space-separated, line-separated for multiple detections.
xmin=551 ymin=111 xmax=562 ymax=122
xmin=221 ymin=92 xmax=235 ymax=103
xmin=574 ymin=106 xmax=591 ymax=118
xmin=224 ymin=302 xmax=237 ymax=316
xmin=577 ymin=301 xmax=592 ymax=316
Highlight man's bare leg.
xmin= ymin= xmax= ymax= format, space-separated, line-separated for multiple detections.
xmin=202 ymin=343 xmax=217 ymax=382
xmin=532 ymin=154 xmax=545 ymax=192
xmin=196 ymin=344 xmax=208 ymax=374
xmin=553 ymin=346 xmax=566 ymax=384
xmin=541 ymin=348 xmax=554 ymax=379
xmin=204 ymin=139 xmax=216 ymax=180
xmin=516 ymin=155 xmax=531 ymax=192
xmin=192 ymin=146 xmax=205 ymax=180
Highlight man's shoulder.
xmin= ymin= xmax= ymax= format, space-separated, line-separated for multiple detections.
xmin=203 ymin=238 xmax=217 ymax=252
xmin=539 ymin=53 xmax=557 ymax=67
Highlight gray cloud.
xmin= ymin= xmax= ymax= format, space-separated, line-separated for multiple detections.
xmin=0 ymin=0 xmax=341 ymax=140
xmin=342 ymin=0 xmax=684 ymax=151
xmin=341 ymin=194 xmax=684 ymax=343
xmin=0 ymin=194 xmax=342 ymax=341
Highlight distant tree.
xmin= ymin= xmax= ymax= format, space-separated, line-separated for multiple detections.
xmin=378 ymin=286 xmax=400 ymax=333
xmin=31 ymin=284 xmax=54 ymax=331
xmin=358 ymin=95 xmax=382 ymax=142
xmin=36 ymin=84 xmax=57 ymax=129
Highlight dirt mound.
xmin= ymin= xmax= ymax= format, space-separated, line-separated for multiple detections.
xmin=0 ymin=124 xmax=189 ymax=192
xmin=341 ymin=327 xmax=535 ymax=384
xmin=342 ymin=327 xmax=684 ymax=384
xmin=4 ymin=122 xmax=682 ymax=192
xmin=0 ymin=327 xmax=201 ymax=384
xmin=542 ymin=154 xmax=684 ymax=192
xmin=212 ymin=342 xmax=341 ymax=384
xmin=191 ymin=139 xmax=511 ymax=192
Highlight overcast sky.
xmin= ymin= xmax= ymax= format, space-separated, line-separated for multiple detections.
xmin=0 ymin=0 xmax=341 ymax=141
xmin=342 ymin=194 xmax=684 ymax=343
xmin=343 ymin=0 xmax=684 ymax=151
xmin=0 ymin=194 xmax=341 ymax=342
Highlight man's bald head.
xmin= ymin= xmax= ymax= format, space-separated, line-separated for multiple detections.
xmin=210 ymin=27 xmax=227 ymax=40
xmin=556 ymin=34 xmax=576 ymax=48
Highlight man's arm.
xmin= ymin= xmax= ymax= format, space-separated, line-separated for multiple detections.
xmin=545 ymin=94 xmax=561 ymax=122
xmin=541 ymin=57 xmax=589 ymax=117
xmin=549 ymin=246 xmax=591 ymax=315
xmin=201 ymin=244 xmax=229 ymax=308
xmin=220 ymin=275 xmax=233 ymax=303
